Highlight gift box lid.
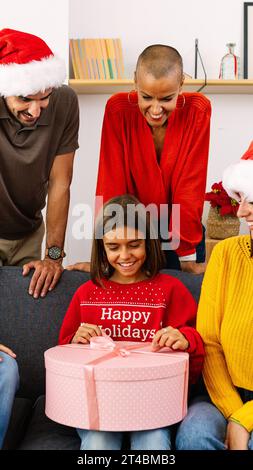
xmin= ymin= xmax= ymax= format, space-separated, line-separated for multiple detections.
xmin=45 ymin=343 xmax=188 ymax=382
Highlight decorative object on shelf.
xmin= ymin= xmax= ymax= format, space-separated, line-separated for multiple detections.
xmin=205 ymin=181 xmax=240 ymax=239
xmin=194 ymin=38 xmax=207 ymax=92
xmin=244 ymin=2 xmax=253 ymax=78
xmin=219 ymin=43 xmax=241 ymax=79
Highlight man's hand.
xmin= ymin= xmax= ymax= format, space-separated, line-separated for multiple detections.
xmin=225 ymin=421 xmax=250 ymax=450
xmin=151 ymin=326 xmax=189 ymax=352
xmin=0 ymin=344 xmax=16 ymax=359
xmin=180 ymin=261 xmax=206 ymax=274
xmin=23 ymin=259 xmax=64 ymax=298
xmin=65 ymin=262 xmax=91 ymax=272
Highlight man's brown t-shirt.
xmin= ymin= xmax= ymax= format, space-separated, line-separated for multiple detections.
xmin=0 ymin=85 xmax=79 ymax=239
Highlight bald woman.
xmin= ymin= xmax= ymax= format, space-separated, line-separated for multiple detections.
xmin=69 ymin=45 xmax=211 ymax=274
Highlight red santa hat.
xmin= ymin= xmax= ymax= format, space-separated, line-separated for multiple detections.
xmin=0 ymin=28 xmax=66 ymax=97
xmin=222 ymin=142 xmax=253 ymax=202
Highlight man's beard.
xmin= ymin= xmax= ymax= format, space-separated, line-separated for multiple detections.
xmin=16 ymin=110 xmax=38 ymax=126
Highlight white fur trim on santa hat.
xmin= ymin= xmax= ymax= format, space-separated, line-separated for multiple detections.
xmin=222 ymin=160 xmax=253 ymax=202
xmin=0 ymin=54 xmax=66 ymax=97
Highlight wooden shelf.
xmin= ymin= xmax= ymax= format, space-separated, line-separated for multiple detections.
xmin=201 ymin=79 xmax=253 ymax=94
xmin=68 ymin=78 xmax=253 ymax=95
xmin=69 ymin=79 xmax=134 ymax=94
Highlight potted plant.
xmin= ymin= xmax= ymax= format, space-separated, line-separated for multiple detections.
xmin=205 ymin=181 xmax=240 ymax=239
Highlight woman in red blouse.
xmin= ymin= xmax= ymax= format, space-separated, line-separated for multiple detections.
xmin=68 ymin=45 xmax=211 ymax=274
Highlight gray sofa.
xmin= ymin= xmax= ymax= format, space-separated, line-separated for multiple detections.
xmin=0 ymin=267 xmax=203 ymax=450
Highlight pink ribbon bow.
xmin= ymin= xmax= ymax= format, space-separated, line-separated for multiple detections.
xmin=84 ymin=335 xmax=149 ymax=429
xmin=89 ymin=335 xmax=130 ymax=357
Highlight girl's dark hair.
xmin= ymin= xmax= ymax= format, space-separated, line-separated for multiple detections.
xmin=91 ymin=194 xmax=164 ymax=287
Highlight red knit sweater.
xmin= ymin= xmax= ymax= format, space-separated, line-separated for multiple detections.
xmin=59 ymin=273 xmax=204 ymax=384
xmin=96 ymin=92 xmax=211 ymax=257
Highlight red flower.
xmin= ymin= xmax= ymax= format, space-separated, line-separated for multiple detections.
xmin=205 ymin=181 xmax=239 ymax=217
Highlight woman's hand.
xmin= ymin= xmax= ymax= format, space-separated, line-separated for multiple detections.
xmin=151 ymin=326 xmax=189 ymax=352
xmin=65 ymin=262 xmax=91 ymax=272
xmin=71 ymin=323 xmax=102 ymax=344
xmin=225 ymin=421 xmax=250 ymax=450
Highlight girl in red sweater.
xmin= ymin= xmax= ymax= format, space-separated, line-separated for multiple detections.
xmin=59 ymin=194 xmax=204 ymax=450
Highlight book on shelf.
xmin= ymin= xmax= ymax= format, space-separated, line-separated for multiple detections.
xmin=69 ymin=38 xmax=125 ymax=80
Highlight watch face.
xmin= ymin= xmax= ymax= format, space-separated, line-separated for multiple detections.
xmin=48 ymin=246 xmax=62 ymax=260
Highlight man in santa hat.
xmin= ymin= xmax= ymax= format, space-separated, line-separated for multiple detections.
xmin=0 ymin=28 xmax=79 ymax=298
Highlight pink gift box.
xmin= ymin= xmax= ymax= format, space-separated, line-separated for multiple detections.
xmin=45 ymin=341 xmax=189 ymax=432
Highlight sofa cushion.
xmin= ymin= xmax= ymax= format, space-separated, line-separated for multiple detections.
xmin=3 ymin=397 xmax=33 ymax=450
xmin=18 ymin=395 xmax=80 ymax=450
xmin=0 ymin=267 xmax=89 ymax=400
xmin=161 ymin=269 xmax=203 ymax=303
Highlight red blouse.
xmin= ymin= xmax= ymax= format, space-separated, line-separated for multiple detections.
xmin=96 ymin=92 xmax=211 ymax=257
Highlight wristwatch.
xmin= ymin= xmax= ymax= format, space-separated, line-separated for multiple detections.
xmin=45 ymin=246 xmax=66 ymax=261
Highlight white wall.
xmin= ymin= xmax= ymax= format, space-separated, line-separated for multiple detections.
xmin=1 ymin=1 xmax=252 ymax=263
xmin=68 ymin=0 xmax=253 ymax=263
xmin=70 ymin=0 xmax=244 ymax=79
xmin=0 ymin=0 xmax=69 ymax=64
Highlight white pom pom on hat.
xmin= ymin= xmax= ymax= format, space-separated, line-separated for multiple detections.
xmin=222 ymin=142 xmax=253 ymax=203
xmin=0 ymin=28 xmax=66 ymax=97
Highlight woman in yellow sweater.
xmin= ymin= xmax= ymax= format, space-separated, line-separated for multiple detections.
xmin=176 ymin=142 xmax=253 ymax=450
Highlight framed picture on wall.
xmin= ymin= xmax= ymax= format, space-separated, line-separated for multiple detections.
xmin=244 ymin=2 xmax=253 ymax=78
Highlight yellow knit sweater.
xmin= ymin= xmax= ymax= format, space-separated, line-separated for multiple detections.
xmin=197 ymin=235 xmax=253 ymax=432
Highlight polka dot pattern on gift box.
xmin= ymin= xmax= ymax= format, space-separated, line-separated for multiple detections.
xmin=45 ymin=345 xmax=188 ymax=431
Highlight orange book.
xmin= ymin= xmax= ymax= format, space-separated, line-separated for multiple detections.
xmin=69 ymin=39 xmax=79 ymax=79
xmin=81 ymin=39 xmax=92 ymax=78
xmin=116 ymin=38 xmax=124 ymax=79
xmin=94 ymin=39 xmax=105 ymax=79
xmin=113 ymin=39 xmax=120 ymax=78
xmin=72 ymin=39 xmax=84 ymax=78
xmin=100 ymin=39 xmax=110 ymax=79
xmin=84 ymin=39 xmax=95 ymax=79
xmin=78 ymin=39 xmax=89 ymax=79
xmin=69 ymin=39 xmax=76 ymax=78
xmin=105 ymin=38 xmax=117 ymax=78
xmin=89 ymin=39 xmax=100 ymax=79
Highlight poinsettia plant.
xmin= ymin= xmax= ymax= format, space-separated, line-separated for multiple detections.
xmin=205 ymin=181 xmax=239 ymax=216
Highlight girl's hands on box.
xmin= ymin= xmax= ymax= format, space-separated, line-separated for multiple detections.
xmin=72 ymin=323 xmax=102 ymax=344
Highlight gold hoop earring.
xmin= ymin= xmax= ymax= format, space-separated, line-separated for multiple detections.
xmin=176 ymin=94 xmax=186 ymax=110
xmin=127 ymin=89 xmax=138 ymax=106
